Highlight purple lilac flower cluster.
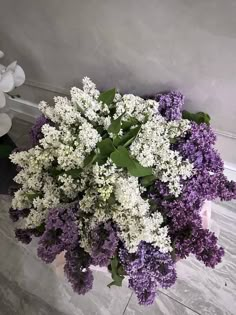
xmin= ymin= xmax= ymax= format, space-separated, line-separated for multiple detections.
xmin=89 ymin=221 xmax=119 ymax=267
xmin=120 ymin=242 xmax=177 ymax=305
xmin=9 ymin=207 xmax=30 ymax=222
xmin=37 ymin=204 xmax=79 ymax=263
xmin=64 ymin=245 xmax=94 ymax=295
xmin=150 ymin=94 xmax=236 ymax=269
xmin=155 ymin=91 xmax=184 ymax=121
xmin=175 ymin=122 xmax=224 ymax=172
xmin=14 ymin=226 xmax=44 ymax=244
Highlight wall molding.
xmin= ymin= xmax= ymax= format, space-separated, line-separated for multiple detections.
xmin=25 ymin=79 xmax=69 ymax=96
xmin=213 ymin=129 xmax=236 ymax=140
xmin=8 ymin=93 xmax=236 ymax=137
xmin=7 ymin=95 xmax=40 ymax=123
xmin=6 ymin=94 xmax=236 ymax=180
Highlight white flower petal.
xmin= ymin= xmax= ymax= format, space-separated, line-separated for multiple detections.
xmin=0 ymin=113 xmax=12 ymax=137
xmin=13 ymin=64 xmax=25 ymax=87
xmin=7 ymin=61 xmax=17 ymax=72
xmin=0 ymin=91 xmax=6 ymax=108
xmin=0 ymin=51 xmax=4 ymax=58
xmin=0 ymin=70 xmax=15 ymax=92
xmin=0 ymin=64 xmax=5 ymax=73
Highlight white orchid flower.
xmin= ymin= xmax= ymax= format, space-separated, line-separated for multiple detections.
xmin=0 ymin=113 xmax=12 ymax=137
xmin=0 ymin=50 xmax=25 ymax=137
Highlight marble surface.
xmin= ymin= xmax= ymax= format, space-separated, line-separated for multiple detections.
xmin=1 ymin=118 xmax=236 ymax=314
xmin=0 ymin=273 xmax=67 ymax=315
xmin=124 ymin=292 xmax=199 ymax=315
xmin=162 ymin=202 xmax=236 ymax=315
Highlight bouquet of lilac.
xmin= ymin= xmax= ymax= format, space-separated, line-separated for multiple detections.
xmin=9 ymin=78 xmax=236 ymax=305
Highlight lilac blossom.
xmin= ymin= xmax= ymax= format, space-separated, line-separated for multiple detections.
xmin=64 ymin=245 xmax=93 ymax=295
xmin=9 ymin=207 xmax=30 ymax=222
xmin=119 ymin=242 xmax=177 ymax=305
xmin=90 ymin=221 xmax=119 ymax=267
xmin=155 ymin=91 xmax=184 ymax=121
xmin=174 ymin=227 xmax=224 ymax=267
xmin=150 ymin=121 xmax=236 ymax=267
xmin=176 ymin=122 xmax=223 ymax=172
xmin=37 ymin=204 xmax=79 ymax=263
xmin=15 ymin=226 xmax=44 ymax=244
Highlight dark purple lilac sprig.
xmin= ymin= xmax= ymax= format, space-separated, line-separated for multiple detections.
xmin=119 ymin=242 xmax=177 ymax=305
xmin=64 ymin=245 xmax=94 ymax=295
xmin=30 ymin=115 xmax=50 ymax=146
xmin=155 ymin=91 xmax=184 ymax=121
xmin=153 ymin=170 xmax=236 ymax=232
xmin=9 ymin=207 xmax=30 ymax=222
xmin=173 ymin=227 xmax=224 ymax=268
xmin=15 ymin=225 xmax=44 ymax=244
xmin=90 ymin=221 xmax=119 ymax=267
xmin=149 ymin=118 xmax=236 ymax=268
xmin=150 ymin=161 xmax=235 ymax=267
xmin=37 ymin=204 xmax=79 ymax=263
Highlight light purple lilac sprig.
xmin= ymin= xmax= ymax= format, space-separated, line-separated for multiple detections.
xmin=155 ymin=91 xmax=184 ymax=121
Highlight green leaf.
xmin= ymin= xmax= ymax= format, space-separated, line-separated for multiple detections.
xmin=35 ymin=223 xmax=45 ymax=234
xmin=117 ymin=265 xmax=126 ymax=276
xmin=0 ymin=145 xmax=12 ymax=158
xmin=197 ymin=112 xmax=211 ymax=125
xmin=49 ymin=168 xmax=64 ymax=177
xmin=83 ymin=152 xmax=97 ymax=167
xmin=182 ymin=110 xmax=193 ymax=121
xmin=110 ymin=146 xmax=153 ymax=177
xmin=110 ymin=146 xmax=132 ymax=168
xmin=108 ymin=114 xmax=124 ymax=135
xmin=127 ymin=160 xmax=153 ymax=177
xmin=94 ymin=154 xmax=107 ymax=165
xmin=183 ymin=110 xmax=211 ymax=126
xmin=113 ymin=136 xmax=122 ymax=147
xmin=123 ymin=136 xmax=136 ymax=148
xmin=141 ymin=174 xmax=156 ymax=187
xmin=96 ymin=126 xmax=104 ymax=135
xmin=25 ymin=192 xmax=40 ymax=202
xmin=98 ymin=88 xmax=116 ymax=105
xmin=97 ymin=138 xmax=115 ymax=156
xmin=121 ymin=117 xmax=139 ymax=131
xmin=107 ymin=193 xmax=116 ymax=206
xmin=65 ymin=169 xmax=82 ymax=179
xmin=113 ymin=125 xmax=141 ymax=147
xmin=107 ymin=256 xmax=125 ymax=288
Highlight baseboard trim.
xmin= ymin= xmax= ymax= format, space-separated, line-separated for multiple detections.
xmin=7 ymin=95 xmax=40 ymax=122
xmin=213 ymin=129 xmax=236 ymax=140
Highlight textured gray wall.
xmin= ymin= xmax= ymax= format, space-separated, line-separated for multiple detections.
xmin=0 ymin=0 xmax=236 ymax=133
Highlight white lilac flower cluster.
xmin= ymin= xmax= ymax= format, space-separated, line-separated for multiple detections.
xmin=10 ymin=77 xmax=193 ymax=253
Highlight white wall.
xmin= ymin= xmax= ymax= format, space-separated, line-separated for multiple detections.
xmin=1 ymin=0 xmax=236 ymax=161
